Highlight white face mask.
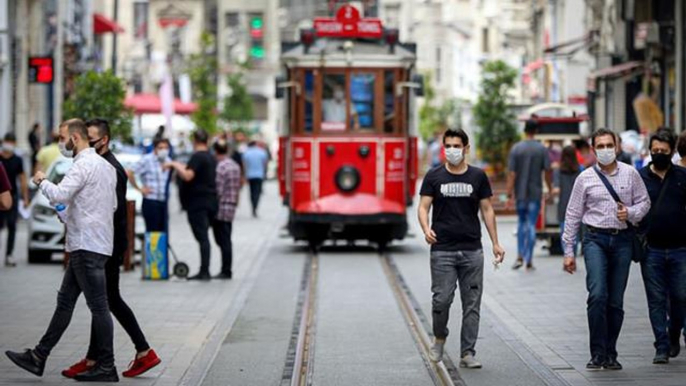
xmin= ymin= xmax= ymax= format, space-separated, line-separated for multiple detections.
xmin=58 ymin=141 xmax=73 ymax=158
xmin=157 ymin=149 xmax=169 ymax=162
xmin=2 ymin=143 xmax=15 ymax=153
xmin=333 ymin=90 xmax=344 ymax=101
xmin=596 ymin=148 xmax=616 ymax=166
xmin=445 ymin=147 xmax=464 ymax=166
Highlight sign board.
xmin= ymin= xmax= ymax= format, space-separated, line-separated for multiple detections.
xmin=28 ymin=56 xmax=54 ymax=84
xmin=313 ymin=5 xmax=383 ymax=39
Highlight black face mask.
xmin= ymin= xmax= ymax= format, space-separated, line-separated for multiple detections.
xmin=652 ymin=153 xmax=672 ymax=170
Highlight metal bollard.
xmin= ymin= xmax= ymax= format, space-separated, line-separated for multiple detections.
xmin=123 ymin=200 xmax=136 ymax=271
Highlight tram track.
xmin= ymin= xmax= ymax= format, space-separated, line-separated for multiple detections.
xmin=282 ymin=248 xmax=465 ymax=386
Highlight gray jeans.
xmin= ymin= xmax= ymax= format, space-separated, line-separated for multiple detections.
xmin=430 ymin=250 xmax=484 ymax=357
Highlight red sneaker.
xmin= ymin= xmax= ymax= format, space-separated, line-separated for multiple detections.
xmin=122 ymin=349 xmax=161 ymax=378
xmin=61 ymin=358 xmax=94 ymax=378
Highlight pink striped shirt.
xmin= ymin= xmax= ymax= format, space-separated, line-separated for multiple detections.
xmin=562 ymin=162 xmax=651 ymax=257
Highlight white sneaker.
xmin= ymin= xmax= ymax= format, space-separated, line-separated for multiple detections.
xmin=429 ymin=339 xmax=445 ymax=362
xmin=460 ymin=354 xmax=482 ymax=369
xmin=5 ymin=255 xmax=16 ymax=267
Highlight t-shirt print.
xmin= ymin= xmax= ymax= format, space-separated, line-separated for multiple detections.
xmin=440 ymin=182 xmax=474 ymax=198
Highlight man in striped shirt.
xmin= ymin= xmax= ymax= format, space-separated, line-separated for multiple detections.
xmin=562 ymin=128 xmax=650 ymax=370
xmin=212 ymin=140 xmax=241 ymax=279
xmin=128 ymin=139 xmax=172 ymax=232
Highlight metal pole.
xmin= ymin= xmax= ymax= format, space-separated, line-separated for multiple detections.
xmin=111 ymin=0 xmax=118 ymax=74
xmin=676 ymin=0 xmax=683 ymax=133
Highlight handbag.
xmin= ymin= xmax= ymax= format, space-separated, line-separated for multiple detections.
xmin=593 ymin=168 xmax=669 ymax=263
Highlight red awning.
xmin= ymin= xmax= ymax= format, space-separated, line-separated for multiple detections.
xmin=94 ymin=13 xmax=125 ymax=35
xmin=589 ymin=61 xmax=644 ymax=79
xmin=124 ymin=94 xmax=197 ymax=115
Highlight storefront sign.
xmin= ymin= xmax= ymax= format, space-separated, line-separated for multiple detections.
xmin=28 ymin=56 xmax=54 ymax=84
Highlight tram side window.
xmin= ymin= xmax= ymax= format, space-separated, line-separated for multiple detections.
xmin=384 ymin=71 xmax=396 ymax=133
xmin=351 ymin=73 xmax=375 ymax=131
xmin=304 ymin=70 xmax=314 ymax=133
xmin=321 ymin=74 xmax=349 ymax=132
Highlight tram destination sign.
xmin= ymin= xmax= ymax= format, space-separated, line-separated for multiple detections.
xmin=314 ymin=4 xmax=383 ymax=39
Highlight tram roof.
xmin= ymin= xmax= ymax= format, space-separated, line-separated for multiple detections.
xmin=280 ymin=39 xmax=417 ymax=68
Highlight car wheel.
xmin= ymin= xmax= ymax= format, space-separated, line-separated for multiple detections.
xmin=28 ymin=250 xmax=52 ymax=264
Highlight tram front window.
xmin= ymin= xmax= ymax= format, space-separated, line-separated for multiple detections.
xmin=322 ymin=74 xmax=358 ymax=131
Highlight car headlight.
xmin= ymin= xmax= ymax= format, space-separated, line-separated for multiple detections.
xmin=33 ymin=205 xmax=55 ymax=219
xmin=335 ymin=166 xmax=361 ymax=192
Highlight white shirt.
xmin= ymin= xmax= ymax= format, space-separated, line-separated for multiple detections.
xmin=39 ymin=148 xmax=117 ymax=256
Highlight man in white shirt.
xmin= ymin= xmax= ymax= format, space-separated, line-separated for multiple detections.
xmin=322 ymin=85 xmax=359 ymax=129
xmin=5 ymin=119 xmax=119 ymax=382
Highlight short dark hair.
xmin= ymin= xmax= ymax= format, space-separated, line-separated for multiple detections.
xmin=649 ymin=127 xmax=676 ymax=153
xmin=524 ymin=120 xmax=538 ymax=134
xmin=591 ymin=128 xmax=616 ymax=147
xmin=85 ymin=118 xmax=110 ymax=139
xmin=442 ymin=128 xmax=469 ymax=146
xmin=153 ymin=138 xmax=170 ymax=149
xmin=60 ymin=118 xmax=88 ymax=139
xmin=677 ymin=131 xmax=686 ymax=157
xmin=213 ymin=140 xmax=229 ymax=155
xmin=3 ymin=133 xmax=16 ymax=142
xmin=193 ymin=129 xmax=209 ymax=144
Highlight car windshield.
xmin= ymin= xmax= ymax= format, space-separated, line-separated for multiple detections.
xmin=48 ymin=161 xmax=71 ymax=184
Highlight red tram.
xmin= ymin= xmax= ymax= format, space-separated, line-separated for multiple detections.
xmin=276 ymin=5 xmax=423 ymax=249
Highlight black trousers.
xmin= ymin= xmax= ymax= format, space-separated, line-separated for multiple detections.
xmin=188 ymin=208 xmax=216 ymax=275
xmin=248 ymin=178 xmax=263 ymax=214
xmin=0 ymin=202 xmax=18 ymax=256
xmin=35 ymin=251 xmax=114 ymax=368
xmin=212 ymin=220 xmax=233 ymax=275
xmin=142 ymin=199 xmax=167 ymax=233
xmin=86 ymin=255 xmax=150 ymax=359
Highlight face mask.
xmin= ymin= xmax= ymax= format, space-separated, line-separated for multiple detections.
xmin=334 ymin=90 xmax=344 ymax=101
xmin=89 ymin=137 xmax=104 ymax=150
xmin=157 ymin=149 xmax=169 ymax=162
xmin=596 ymin=148 xmax=616 ymax=166
xmin=652 ymin=153 xmax=672 ymax=170
xmin=58 ymin=141 xmax=73 ymax=158
xmin=445 ymin=147 xmax=464 ymax=166
xmin=2 ymin=143 xmax=14 ymax=153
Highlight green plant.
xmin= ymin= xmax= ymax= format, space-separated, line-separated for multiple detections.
xmin=188 ymin=32 xmax=219 ymax=134
xmin=473 ymin=60 xmax=520 ymax=177
xmin=220 ymin=72 xmax=253 ymax=131
xmin=418 ymin=73 xmax=463 ymax=140
xmin=63 ymin=70 xmax=133 ymax=141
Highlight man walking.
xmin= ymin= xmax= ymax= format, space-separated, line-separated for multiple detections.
xmin=418 ymin=129 xmax=505 ymax=368
xmin=0 ymin=133 xmax=30 ymax=266
xmin=242 ymin=140 xmax=268 ymax=217
xmin=212 ymin=140 xmax=241 ymax=279
xmin=637 ymin=128 xmax=686 ymax=364
xmin=167 ymin=129 xmax=218 ymax=281
xmin=562 ymin=128 xmax=651 ymax=370
xmin=129 ymin=138 xmax=172 ymax=232
xmin=58 ymin=119 xmax=161 ymax=379
xmin=5 ymin=119 xmax=119 ymax=381
xmin=506 ymin=120 xmax=552 ymax=270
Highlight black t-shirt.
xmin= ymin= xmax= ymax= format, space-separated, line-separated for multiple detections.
xmin=0 ymin=154 xmax=23 ymax=199
xmin=419 ymin=165 xmax=493 ymax=251
xmin=186 ymin=151 xmax=218 ymax=211
xmin=103 ymin=151 xmax=129 ymax=259
xmin=639 ymin=164 xmax=686 ymax=249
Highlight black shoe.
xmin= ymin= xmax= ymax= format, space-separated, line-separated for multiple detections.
xmin=586 ymin=356 xmax=605 ymax=370
xmin=604 ymin=358 xmax=622 ymax=370
xmin=670 ymin=340 xmax=681 ymax=358
xmin=5 ymin=349 xmax=45 ymax=376
xmin=213 ymin=272 xmax=232 ymax=280
xmin=74 ymin=366 xmax=119 ymax=382
xmin=188 ymin=273 xmax=211 ymax=281
xmin=653 ymin=352 xmax=669 ymax=364
xmin=512 ymin=258 xmax=524 ymax=270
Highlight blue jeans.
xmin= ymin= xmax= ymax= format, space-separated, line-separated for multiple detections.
xmin=516 ymin=200 xmax=541 ymax=264
xmin=641 ymin=247 xmax=686 ymax=353
xmin=582 ymin=230 xmax=633 ymax=360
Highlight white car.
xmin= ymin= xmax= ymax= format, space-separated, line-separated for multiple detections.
xmin=27 ymin=155 xmax=146 ymax=263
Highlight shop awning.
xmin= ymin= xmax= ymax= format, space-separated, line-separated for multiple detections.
xmin=125 ymin=94 xmax=197 ymax=115
xmin=93 ymin=13 xmax=125 ymax=35
xmin=589 ymin=61 xmax=644 ymax=80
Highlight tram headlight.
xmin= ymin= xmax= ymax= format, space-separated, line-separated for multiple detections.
xmin=335 ymin=166 xmax=361 ymax=192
